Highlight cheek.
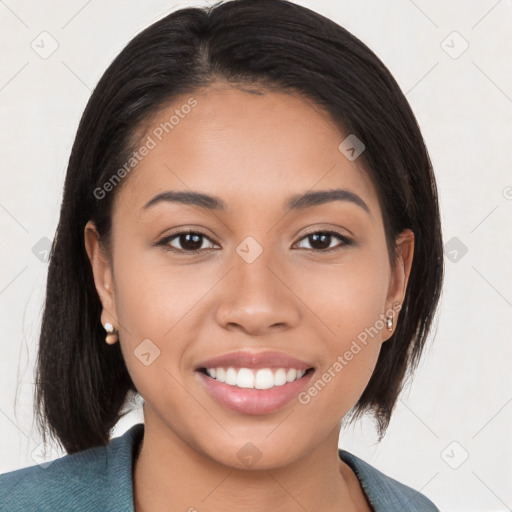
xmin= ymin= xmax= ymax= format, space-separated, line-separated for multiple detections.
xmin=290 ymin=254 xmax=389 ymax=409
xmin=112 ymin=242 xmax=207 ymax=336
xmin=296 ymin=279 xmax=385 ymax=423
xmin=111 ymin=246 xmax=216 ymax=384
xmin=291 ymin=250 xmax=390 ymax=342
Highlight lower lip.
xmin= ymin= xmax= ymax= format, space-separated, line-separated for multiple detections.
xmin=196 ymin=370 xmax=314 ymax=415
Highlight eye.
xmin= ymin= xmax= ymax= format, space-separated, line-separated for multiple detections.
xmin=155 ymin=228 xmax=353 ymax=255
xmin=156 ymin=230 xmax=219 ymax=254
xmin=294 ymin=230 xmax=353 ymax=252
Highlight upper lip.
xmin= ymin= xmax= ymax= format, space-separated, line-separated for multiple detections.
xmin=196 ymin=350 xmax=314 ymax=371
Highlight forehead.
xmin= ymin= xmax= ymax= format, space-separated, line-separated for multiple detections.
xmin=113 ymin=85 xmax=379 ymax=220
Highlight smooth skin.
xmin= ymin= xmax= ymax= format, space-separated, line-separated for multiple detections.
xmin=85 ymin=83 xmax=414 ymax=512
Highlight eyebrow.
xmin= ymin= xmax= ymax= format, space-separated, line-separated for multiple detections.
xmin=142 ymin=189 xmax=370 ymax=214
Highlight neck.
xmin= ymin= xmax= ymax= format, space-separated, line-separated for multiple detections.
xmin=132 ymin=412 xmax=363 ymax=512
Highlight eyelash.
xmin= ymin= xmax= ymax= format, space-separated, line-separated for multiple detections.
xmin=155 ymin=228 xmax=353 ymax=255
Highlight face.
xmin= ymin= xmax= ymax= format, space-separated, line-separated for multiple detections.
xmin=85 ymin=84 xmax=414 ymax=469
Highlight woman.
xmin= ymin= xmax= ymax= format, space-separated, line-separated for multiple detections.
xmin=0 ymin=0 xmax=443 ymax=510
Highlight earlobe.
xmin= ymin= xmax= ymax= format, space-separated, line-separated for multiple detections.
xmin=84 ymin=220 xmax=117 ymax=322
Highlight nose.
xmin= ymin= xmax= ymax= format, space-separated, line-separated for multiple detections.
xmin=215 ymin=245 xmax=301 ymax=336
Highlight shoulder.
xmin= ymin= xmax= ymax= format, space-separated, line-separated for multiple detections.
xmin=0 ymin=423 xmax=143 ymax=512
xmin=0 ymin=444 xmax=109 ymax=512
xmin=339 ymin=449 xmax=439 ymax=511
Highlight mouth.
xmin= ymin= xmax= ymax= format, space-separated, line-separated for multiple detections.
xmin=197 ymin=366 xmax=315 ymax=389
xmin=194 ymin=350 xmax=316 ymax=415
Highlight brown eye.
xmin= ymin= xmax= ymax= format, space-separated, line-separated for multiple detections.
xmin=295 ymin=230 xmax=353 ymax=252
xmin=173 ymin=232 xmax=204 ymax=251
xmin=155 ymin=229 xmax=352 ymax=255
xmin=157 ymin=230 xmax=218 ymax=253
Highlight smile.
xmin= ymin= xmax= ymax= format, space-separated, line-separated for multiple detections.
xmin=196 ymin=369 xmax=315 ymax=414
xmin=202 ymin=367 xmax=308 ymax=389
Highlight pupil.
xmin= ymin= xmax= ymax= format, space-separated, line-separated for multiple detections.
xmin=181 ymin=233 xmax=202 ymax=250
xmin=310 ymin=233 xmax=330 ymax=250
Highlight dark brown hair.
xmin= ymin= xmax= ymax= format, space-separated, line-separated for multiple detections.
xmin=34 ymin=0 xmax=444 ymax=453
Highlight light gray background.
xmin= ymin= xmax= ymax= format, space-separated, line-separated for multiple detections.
xmin=1 ymin=1 xmax=511 ymax=511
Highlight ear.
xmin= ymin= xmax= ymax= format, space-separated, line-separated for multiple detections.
xmin=383 ymin=228 xmax=415 ymax=340
xmin=84 ymin=220 xmax=118 ymax=327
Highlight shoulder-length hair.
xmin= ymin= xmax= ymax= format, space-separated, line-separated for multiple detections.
xmin=34 ymin=0 xmax=443 ymax=453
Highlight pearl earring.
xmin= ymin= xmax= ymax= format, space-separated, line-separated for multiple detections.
xmin=104 ymin=321 xmax=119 ymax=344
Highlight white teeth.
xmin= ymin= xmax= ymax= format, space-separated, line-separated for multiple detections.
xmin=236 ymin=368 xmax=255 ymax=388
xmin=255 ymin=369 xmax=274 ymax=390
xmin=286 ymin=368 xmax=297 ymax=382
xmin=274 ymin=368 xmax=287 ymax=386
xmin=204 ymin=367 xmax=308 ymax=389
xmin=225 ymin=367 xmax=237 ymax=386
